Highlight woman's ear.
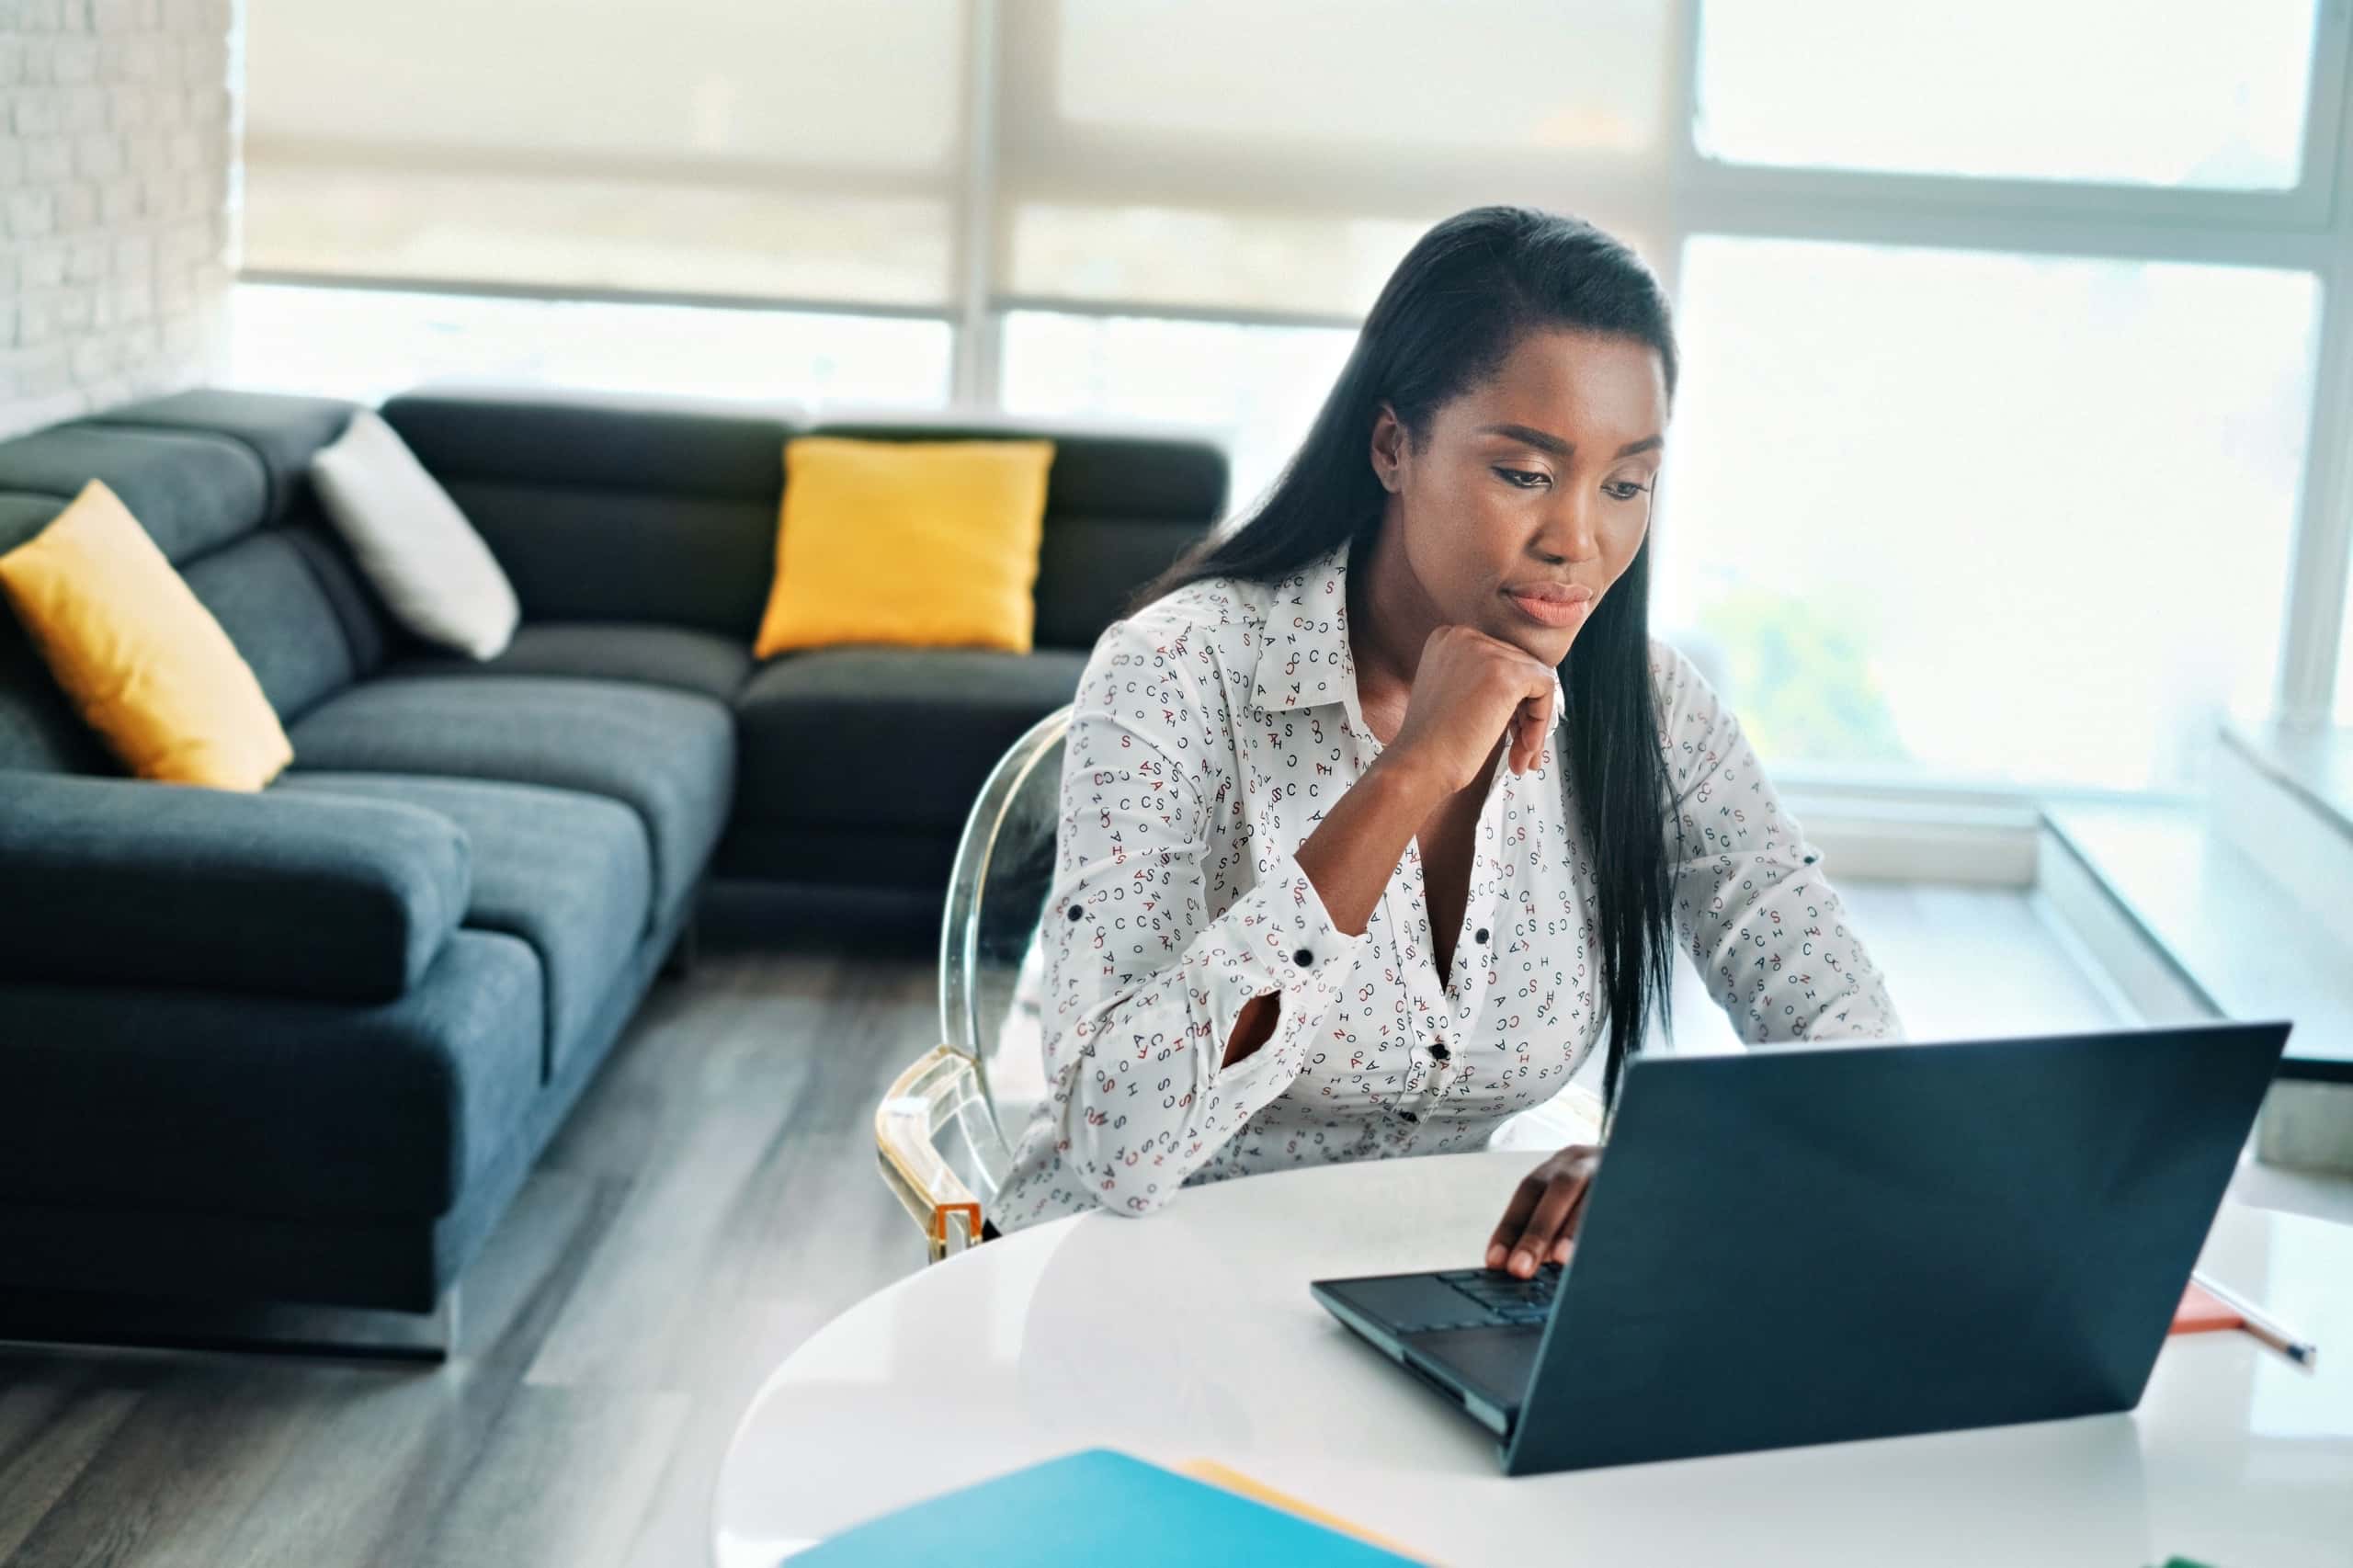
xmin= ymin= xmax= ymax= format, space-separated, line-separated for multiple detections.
xmin=1370 ymin=403 xmax=1405 ymax=494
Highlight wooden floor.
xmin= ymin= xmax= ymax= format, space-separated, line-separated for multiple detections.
xmin=0 ymin=881 xmax=2120 ymax=1567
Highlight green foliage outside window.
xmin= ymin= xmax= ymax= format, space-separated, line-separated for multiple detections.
xmin=1695 ymin=587 xmax=1912 ymax=768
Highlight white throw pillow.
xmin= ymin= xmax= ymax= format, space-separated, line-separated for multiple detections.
xmin=309 ymin=410 xmax=520 ymax=659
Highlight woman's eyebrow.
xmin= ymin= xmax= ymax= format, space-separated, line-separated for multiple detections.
xmin=1479 ymin=423 xmax=1663 ymax=459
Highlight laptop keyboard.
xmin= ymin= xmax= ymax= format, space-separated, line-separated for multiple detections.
xmin=1402 ymin=1264 xmax=1565 ymax=1332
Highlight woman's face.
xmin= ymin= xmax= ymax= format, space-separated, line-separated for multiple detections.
xmin=1370 ymin=327 xmax=1667 ymax=665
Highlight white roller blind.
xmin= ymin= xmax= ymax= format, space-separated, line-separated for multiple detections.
xmin=239 ymin=0 xmax=969 ymax=308
xmin=991 ymin=0 xmax=1679 ymax=317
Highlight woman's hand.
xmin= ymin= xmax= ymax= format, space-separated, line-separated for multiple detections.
xmin=1485 ymin=1144 xmax=1602 ymax=1278
xmin=1380 ymin=622 xmax=1575 ymax=797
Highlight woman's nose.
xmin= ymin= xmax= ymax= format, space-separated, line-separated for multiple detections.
xmin=1542 ymin=498 xmax=1602 ymax=562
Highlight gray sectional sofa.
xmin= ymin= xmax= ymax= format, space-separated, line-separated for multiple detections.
xmin=0 ymin=385 xmax=1223 ymax=1325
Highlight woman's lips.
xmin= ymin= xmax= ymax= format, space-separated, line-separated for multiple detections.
xmin=1505 ymin=584 xmax=1595 ymax=627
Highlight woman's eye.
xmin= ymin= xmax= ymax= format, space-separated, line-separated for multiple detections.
xmin=1495 ymin=467 xmax=1549 ymax=489
xmin=1608 ymin=482 xmax=1653 ymax=501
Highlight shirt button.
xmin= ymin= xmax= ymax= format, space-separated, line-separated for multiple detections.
xmin=1068 ymin=905 xmax=1085 ymax=921
xmin=1429 ymin=1040 xmax=1450 ymax=1063
xmin=1475 ymin=927 xmax=1490 ymax=944
xmin=1398 ymin=1108 xmax=1419 ymax=1123
xmin=1292 ymin=947 xmax=1313 ymax=967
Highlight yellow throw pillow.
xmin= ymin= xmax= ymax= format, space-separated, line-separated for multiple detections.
xmin=756 ymin=437 xmax=1057 ymax=658
xmin=0 ymin=479 xmax=293 ymax=790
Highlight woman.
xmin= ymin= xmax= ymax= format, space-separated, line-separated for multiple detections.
xmin=991 ymin=205 xmax=1904 ymax=1275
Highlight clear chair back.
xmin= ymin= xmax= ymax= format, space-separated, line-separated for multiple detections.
xmin=935 ymin=705 xmax=1069 ymax=1198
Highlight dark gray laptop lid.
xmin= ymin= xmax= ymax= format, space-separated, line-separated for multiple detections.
xmin=1503 ymin=1020 xmax=2290 ymax=1474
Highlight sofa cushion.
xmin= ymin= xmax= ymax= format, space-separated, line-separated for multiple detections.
xmin=277 ymin=772 xmax=653 ymax=1080
xmin=386 ymin=621 xmax=753 ymax=705
xmin=0 ymin=929 xmax=541 ymax=1221
xmin=381 ymin=389 xmax=797 ymax=637
xmin=734 ymin=646 xmax=1087 ymax=833
xmin=287 ymin=675 xmax=732 ymax=922
xmin=429 ymin=483 xmax=786 ymax=638
xmin=382 ymin=387 xmax=798 ymax=496
xmin=77 ymin=387 xmax=361 ymax=526
xmin=713 ymin=822 xmax=956 ymax=891
xmin=281 ymin=502 xmax=402 ymax=680
xmin=0 ymin=770 xmax=471 ymax=1002
xmin=0 ymin=425 xmax=268 ymax=564
xmin=179 ymin=528 xmax=368 ymax=724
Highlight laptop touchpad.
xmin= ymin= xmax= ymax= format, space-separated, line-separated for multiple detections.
xmin=1404 ymin=1325 xmax=1543 ymax=1414
xmin=1326 ymin=1274 xmax=1499 ymax=1334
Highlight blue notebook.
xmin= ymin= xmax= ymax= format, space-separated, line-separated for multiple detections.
xmin=789 ymin=1448 xmax=1424 ymax=1565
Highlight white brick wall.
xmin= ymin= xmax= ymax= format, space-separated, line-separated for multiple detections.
xmin=0 ymin=0 xmax=233 ymax=440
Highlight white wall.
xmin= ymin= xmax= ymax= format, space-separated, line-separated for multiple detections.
xmin=0 ymin=0 xmax=233 ymax=439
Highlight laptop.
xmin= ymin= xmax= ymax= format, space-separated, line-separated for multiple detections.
xmin=1311 ymin=1019 xmax=2293 ymax=1475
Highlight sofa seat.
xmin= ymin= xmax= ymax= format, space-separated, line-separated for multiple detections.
xmin=0 ymin=931 xmax=541 ymax=1222
xmin=734 ymin=645 xmax=1088 ymax=833
xmin=276 ymin=773 xmax=652 ymax=1080
xmin=286 ymin=676 xmax=733 ymax=925
xmin=386 ymin=621 xmax=754 ymax=706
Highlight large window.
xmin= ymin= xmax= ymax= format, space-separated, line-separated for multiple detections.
xmin=1658 ymin=239 xmax=2321 ymax=792
xmin=1694 ymin=1 xmax=2324 ymax=189
xmin=233 ymin=0 xmax=2353 ymax=789
xmin=240 ymin=0 xmax=969 ymax=310
xmin=998 ymin=312 xmax=1358 ymax=512
xmin=990 ymin=0 xmax=1672 ymax=319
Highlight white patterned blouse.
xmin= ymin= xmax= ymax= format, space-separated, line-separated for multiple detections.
xmin=992 ymin=530 xmax=1904 ymax=1230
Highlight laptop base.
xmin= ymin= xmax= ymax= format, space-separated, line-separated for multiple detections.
xmin=1311 ymin=1274 xmax=1542 ymax=1437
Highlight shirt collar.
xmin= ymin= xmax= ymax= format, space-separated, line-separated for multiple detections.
xmin=1249 ymin=533 xmax=1570 ymax=738
xmin=1249 ymin=537 xmax=1359 ymax=722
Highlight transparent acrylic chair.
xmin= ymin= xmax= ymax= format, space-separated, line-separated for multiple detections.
xmin=876 ymin=706 xmax=1068 ymax=1262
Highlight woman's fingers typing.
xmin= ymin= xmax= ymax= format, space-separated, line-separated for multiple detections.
xmin=1484 ymin=1174 xmax=1545 ymax=1269
xmin=1485 ymin=1144 xmax=1600 ymax=1278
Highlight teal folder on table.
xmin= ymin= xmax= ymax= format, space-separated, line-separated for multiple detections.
xmin=789 ymin=1448 xmax=1424 ymax=1565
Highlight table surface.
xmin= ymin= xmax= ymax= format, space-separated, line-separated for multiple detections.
xmin=711 ymin=1150 xmax=2353 ymax=1568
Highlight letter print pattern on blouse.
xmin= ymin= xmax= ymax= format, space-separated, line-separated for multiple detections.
xmin=991 ymin=531 xmax=1904 ymax=1230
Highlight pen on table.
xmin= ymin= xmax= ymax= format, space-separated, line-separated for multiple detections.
xmin=2191 ymin=1268 xmax=2320 ymax=1369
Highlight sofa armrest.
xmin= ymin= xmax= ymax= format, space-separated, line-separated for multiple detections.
xmin=0 ymin=772 xmax=470 ymax=1002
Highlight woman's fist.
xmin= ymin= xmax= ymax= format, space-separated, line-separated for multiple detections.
xmin=1380 ymin=623 xmax=1572 ymax=797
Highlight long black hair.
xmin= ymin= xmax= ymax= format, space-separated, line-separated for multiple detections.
xmin=1120 ymin=203 xmax=1682 ymax=1112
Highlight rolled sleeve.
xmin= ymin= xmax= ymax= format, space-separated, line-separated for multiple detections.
xmin=1197 ymin=843 xmax=1367 ymax=1102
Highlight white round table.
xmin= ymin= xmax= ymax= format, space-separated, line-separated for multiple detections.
xmin=713 ymin=1150 xmax=2353 ymax=1567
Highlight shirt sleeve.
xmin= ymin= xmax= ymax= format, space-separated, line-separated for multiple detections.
xmin=1036 ymin=615 xmax=1373 ymax=1215
xmin=1651 ymin=636 xmax=1906 ymax=1044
